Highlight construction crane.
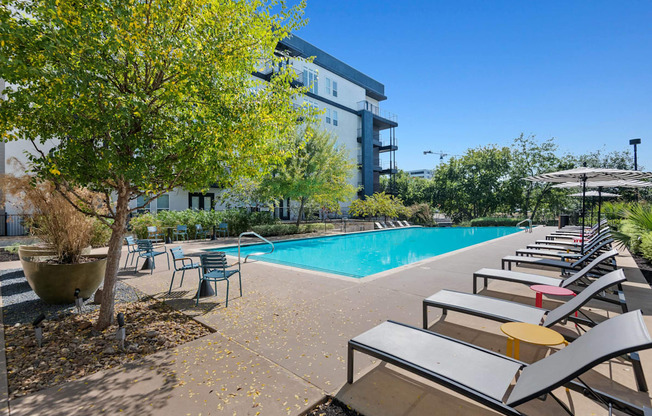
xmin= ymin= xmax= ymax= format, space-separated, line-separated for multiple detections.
xmin=423 ymin=150 xmax=448 ymax=160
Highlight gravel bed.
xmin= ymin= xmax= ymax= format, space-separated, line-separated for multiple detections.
xmin=0 ymin=268 xmax=140 ymax=326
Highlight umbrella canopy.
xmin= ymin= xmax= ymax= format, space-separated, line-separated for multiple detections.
xmin=569 ymin=191 xmax=619 ymax=198
xmin=553 ymin=179 xmax=652 ymax=189
xmin=526 ymin=167 xmax=652 ymax=183
xmin=526 ymin=168 xmax=652 ymax=253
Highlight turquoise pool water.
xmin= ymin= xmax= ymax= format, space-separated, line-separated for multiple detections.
xmin=212 ymin=227 xmax=521 ymax=278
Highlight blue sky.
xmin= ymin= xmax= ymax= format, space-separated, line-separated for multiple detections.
xmin=293 ymin=1 xmax=652 ymax=171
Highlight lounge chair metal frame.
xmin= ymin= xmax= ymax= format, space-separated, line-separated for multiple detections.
xmin=348 ymin=311 xmax=652 ymax=416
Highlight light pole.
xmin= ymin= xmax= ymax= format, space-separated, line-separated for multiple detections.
xmin=630 ymin=138 xmax=641 ymax=170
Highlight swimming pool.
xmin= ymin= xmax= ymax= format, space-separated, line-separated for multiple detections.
xmin=212 ymin=227 xmax=521 ymax=278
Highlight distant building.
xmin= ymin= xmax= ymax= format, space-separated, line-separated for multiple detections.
xmin=407 ymin=169 xmax=433 ymax=180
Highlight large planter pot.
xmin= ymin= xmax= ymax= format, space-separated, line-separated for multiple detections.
xmin=18 ymin=245 xmax=93 ymax=262
xmin=20 ymin=254 xmax=107 ymax=304
xmin=18 ymin=245 xmax=56 ymax=261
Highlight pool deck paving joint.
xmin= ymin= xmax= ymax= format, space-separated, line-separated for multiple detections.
xmin=3 ymin=226 xmax=652 ymax=415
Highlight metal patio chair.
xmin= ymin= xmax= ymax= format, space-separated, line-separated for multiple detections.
xmin=173 ymin=225 xmax=189 ymax=241
xmin=195 ymin=224 xmax=210 ymax=239
xmin=216 ymin=222 xmax=229 ymax=238
xmin=168 ymin=246 xmax=200 ymax=293
xmin=123 ymin=235 xmax=143 ymax=269
xmin=147 ymin=225 xmax=164 ymax=242
xmin=197 ymin=252 xmax=241 ymax=307
xmin=134 ymin=239 xmax=170 ymax=275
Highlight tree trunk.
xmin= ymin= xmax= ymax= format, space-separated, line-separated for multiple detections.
xmin=96 ymin=185 xmax=129 ymax=330
xmin=295 ymin=197 xmax=305 ymax=227
xmin=530 ymin=184 xmax=551 ymax=222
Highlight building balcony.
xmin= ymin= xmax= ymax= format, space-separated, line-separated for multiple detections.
xmin=357 ymin=100 xmax=398 ymax=123
xmin=380 ymin=160 xmax=397 ymax=175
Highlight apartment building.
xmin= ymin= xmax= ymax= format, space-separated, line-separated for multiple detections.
xmin=408 ymin=169 xmax=433 ymax=180
xmin=0 ymin=34 xmax=397 ymax=224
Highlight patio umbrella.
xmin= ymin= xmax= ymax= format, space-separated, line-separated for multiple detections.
xmin=555 ymin=179 xmax=652 ymax=231
xmin=526 ymin=168 xmax=652 ymax=253
xmin=568 ymin=191 xmax=619 ymax=227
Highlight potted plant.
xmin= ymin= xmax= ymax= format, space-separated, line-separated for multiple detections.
xmin=2 ymin=167 xmax=107 ymax=304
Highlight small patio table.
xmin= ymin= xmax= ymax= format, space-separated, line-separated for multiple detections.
xmin=500 ymin=322 xmax=567 ymax=360
xmin=530 ymin=284 xmax=578 ymax=318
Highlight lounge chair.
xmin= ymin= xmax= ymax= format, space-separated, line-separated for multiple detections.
xmin=387 ymin=221 xmax=397 ymax=228
xmin=525 ymin=233 xmax=612 ymax=252
xmin=423 ymin=269 xmax=627 ymax=332
xmin=472 ymin=249 xmax=619 ymax=295
xmin=515 ymin=238 xmax=613 ymax=260
xmin=374 ymin=222 xmax=384 ymax=229
xmin=348 ymin=310 xmax=652 ymax=415
xmin=546 ymin=227 xmax=609 ymax=241
xmin=501 ymin=241 xmax=617 ymax=273
xmin=532 ymin=228 xmax=611 ymax=248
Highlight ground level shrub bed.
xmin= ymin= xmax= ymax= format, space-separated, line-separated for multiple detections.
xmin=5 ymin=297 xmax=211 ymax=399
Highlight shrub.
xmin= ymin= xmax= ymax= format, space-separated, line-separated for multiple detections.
xmin=129 ymin=212 xmax=161 ymax=239
xmin=0 ymin=172 xmax=103 ymax=263
xmin=640 ymin=231 xmax=652 ymax=261
xmin=251 ymin=223 xmax=334 ymax=237
xmin=470 ymin=217 xmax=523 ymax=227
xmin=90 ymin=219 xmax=112 ymax=248
xmin=409 ymin=203 xmax=433 ymax=225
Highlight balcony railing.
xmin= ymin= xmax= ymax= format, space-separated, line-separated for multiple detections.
xmin=357 ymin=100 xmax=398 ymax=122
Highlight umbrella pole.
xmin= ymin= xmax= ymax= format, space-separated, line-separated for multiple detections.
xmin=597 ymin=186 xmax=603 ymax=231
xmin=581 ymin=178 xmax=586 ymax=254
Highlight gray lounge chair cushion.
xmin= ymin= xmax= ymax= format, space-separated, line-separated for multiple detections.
xmin=543 ymin=269 xmax=625 ymax=326
xmin=351 ymin=321 xmax=522 ymax=401
xmin=507 ymin=310 xmax=652 ymax=406
xmin=474 ymin=268 xmax=563 ymax=287
xmin=425 ymin=290 xmax=546 ymax=325
xmin=478 ymin=249 xmax=618 ymax=290
xmin=502 ymin=255 xmax=580 ymax=269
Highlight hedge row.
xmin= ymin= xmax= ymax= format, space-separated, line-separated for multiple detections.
xmin=469 ymin=217 xmax=524 ymax=227
xmin=251 ymin=223 xmax=334 ymax=237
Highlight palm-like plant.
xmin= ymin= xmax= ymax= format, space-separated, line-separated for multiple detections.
xmin=612 ymin=203 xmax=652 ymax=253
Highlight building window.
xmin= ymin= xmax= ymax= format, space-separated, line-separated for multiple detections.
xmin=333 ymin=110 xmax=338 ymax=126
xmin=326 ymin=108 xmax=331 ymax=124
xmin=325 ymin=78 xmax=331 ymax=95
xmin=157 ymin=194 xmax=170 ymax=212
xmin=303 ymin=67 xmax=318 ymax=94
xmin=189 ymin=193 xmax=214 ymax=211
xmin=136 ymin=195 xmax=151 ymax=214
xmin=332 ymin=81 xmax=338 ymax=97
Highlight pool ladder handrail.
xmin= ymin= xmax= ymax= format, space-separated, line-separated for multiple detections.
xmin=517 ymin=219 xmax=533 ymax=233
xmin=238 ymin=231 xmax=275 ymax=263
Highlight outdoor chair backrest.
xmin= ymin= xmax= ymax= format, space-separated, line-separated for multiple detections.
xmin=176 ymin=225 xmax=187 ymax=232
xmin=196 ymin=224 xmax=203 ymax=232
xmin=200 ymin=252 xmax=228 ymax=271
xmin=544 ymin=269 xmax=626 ymax=327
xmin=137 ymin=239 xmax=154 ymax=252
xmin=507 ymin=310 xmax=652 ymax=407
xmin=147 ymin=226 xmax=158 ymax=237
xmin=570 ymin=238 xmax=614 ymax=267
xmin=218 ymin=222 xmax=228 ymax=230
xmin=125 ymin=236 xmax=137 ymax=246
xmin=561 ymin=249 xmax=619 ymax=288
xmin=170 ymin=246 xmax=185 ymax=261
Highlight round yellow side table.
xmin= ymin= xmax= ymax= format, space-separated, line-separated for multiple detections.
xmin=500 ymin=322 xmax=568 ymax=360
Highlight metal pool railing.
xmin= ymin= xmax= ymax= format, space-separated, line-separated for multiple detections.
xmin=517 ymin=219 xmax=533 ymax=233
xmin=238 ymin=231 xmax=275 ymax=263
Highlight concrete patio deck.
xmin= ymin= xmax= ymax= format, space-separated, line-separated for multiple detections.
xmin=5 ymin=226 xmax=652 ymax=415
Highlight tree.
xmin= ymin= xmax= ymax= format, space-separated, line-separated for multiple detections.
xmin=380 ymin=170 xmax=431 ymax=206
xmin=506 ymin=134 xmax=573 ymax=220
xmin=0 ymin=0 xmax=308 ymax=329
xmin=260 ymin=125 xmax=356 ymax=226
xmin=432 ymin=145 xmax=511 ymax=221
xmin=349 ymin=192 xmax=408 ymax=222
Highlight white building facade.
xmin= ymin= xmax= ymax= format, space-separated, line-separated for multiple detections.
xmin=0 ymin=35 xmax=398 ymax=224
xmin=407 ymin=169 xmax=433 ymax=180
